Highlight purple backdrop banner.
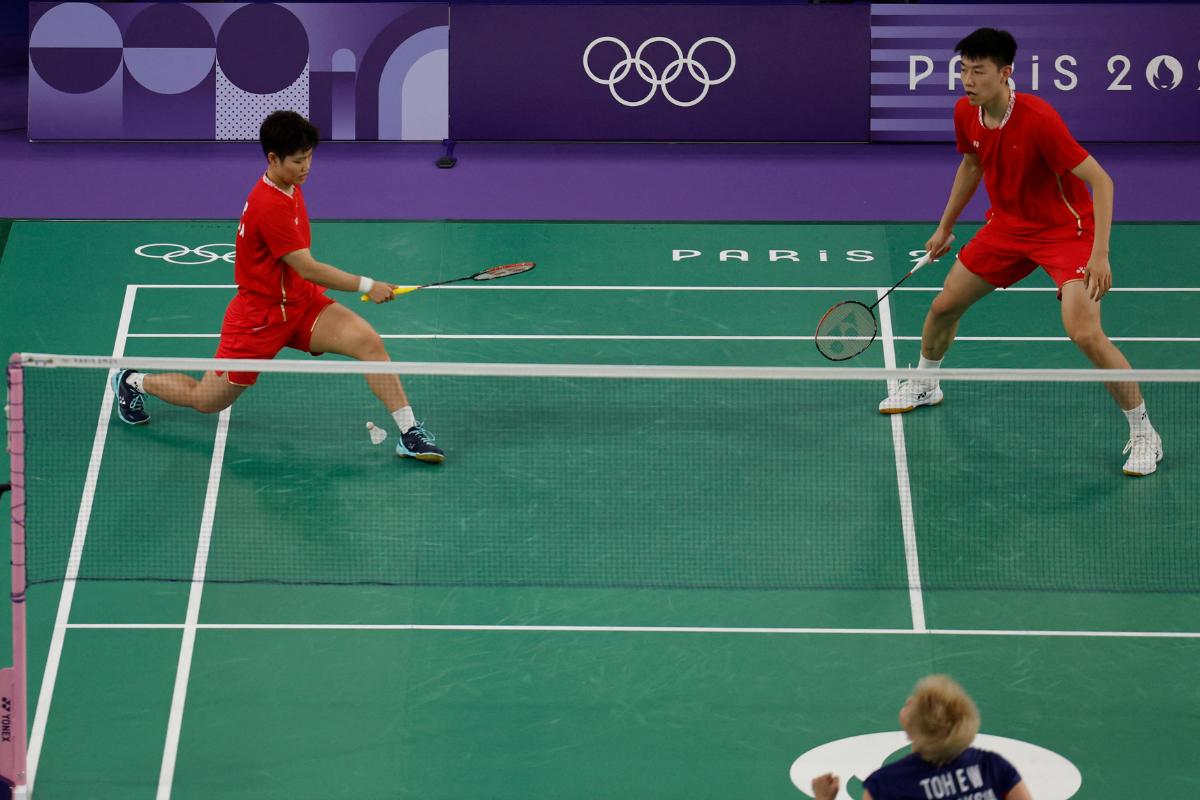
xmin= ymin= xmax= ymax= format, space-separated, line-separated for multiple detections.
xmin=28 ymin=2 xmax=448 ymax=141
xmin=871 ymin=4 xmax=1200 ymax=142
xmin=449 ymin=4 xmax=869 ymax=141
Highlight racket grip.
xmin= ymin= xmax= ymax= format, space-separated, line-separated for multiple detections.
xmin=914 ymin=233 xmax=956 ymax=270
xmin=360 ymin=286 xmax=418 ymax=301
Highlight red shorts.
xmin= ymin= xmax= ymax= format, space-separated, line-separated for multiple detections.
xmin=959 ymin=220 xmax=1093 ymax=297
xmin=214 ymin=292 xmax=336 ymax=386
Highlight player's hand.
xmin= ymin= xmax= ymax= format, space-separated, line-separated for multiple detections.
xmin=811 ymin=773 xmax=840 ymax=800
xmin=925 ymin=228 xmax=955 ymax=261
xmin=366 ymin=281 xmax=398 ymax=304
xmin=1083 ymin=254 xmax=1112 ymax=302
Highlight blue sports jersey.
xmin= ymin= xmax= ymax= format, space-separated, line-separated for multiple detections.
xmin=864 ymin=747 xmax=1021 ymax=800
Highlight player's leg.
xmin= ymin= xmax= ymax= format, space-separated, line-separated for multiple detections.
xmin=1060 ymin=280 xmax=1161 ymax=475
xmin=920 ymin=260 xmax=997 ymax=361
xmin=879 ymin=260 xmax=995 ymax=414
xmin=1059 ymin=280 xmax=1138 ymax=402
xmin=307 ymin=302 xmax=443 ymax=463
xmin=145 ymin=371 xmax=246 ymax=412
xmin=112 ymin=369 xmax=245 ymax=423
xmin=308 ymin=302 xmax=407 ymax=410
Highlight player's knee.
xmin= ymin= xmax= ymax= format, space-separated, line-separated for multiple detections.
xmin=193 ymin=386 xmax=235 ymax=414
xmin=1066 ymin=323 xmax=1106 ymax=353
xmin=929 ymin=292 xmax=965 ymax=322
xmin=355 ymin=330 xmax=389 ymax=361
xmin=194 ymin=396 xmax=230 ymax=414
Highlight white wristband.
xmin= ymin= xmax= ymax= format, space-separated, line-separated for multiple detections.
xmin=358 ymin=276 xmax=374 ymax=294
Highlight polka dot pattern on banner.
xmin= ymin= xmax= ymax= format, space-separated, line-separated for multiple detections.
xmin=215 ymin=62 xmax=310 ymax=141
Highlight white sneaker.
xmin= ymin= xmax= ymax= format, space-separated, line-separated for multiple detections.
xmin=1122 ymin=429 xmax=1163 ymax=476
xmin=878 ymin=379 xmax=943 ymax=415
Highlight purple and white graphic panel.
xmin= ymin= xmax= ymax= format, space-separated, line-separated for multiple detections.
xmin=28 ymin=2 xmax=449 ymax=141
xmin=871 ymin=4 xmax=1200 ymax=142
xmin=450 ymin=4 xmax=869 ymax=141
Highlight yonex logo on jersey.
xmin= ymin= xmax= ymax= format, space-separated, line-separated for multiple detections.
xmin=583 ymin=36 xmax=736 ymax=108
xmin=134 ymin=243 xmax=236 ymax=265
xmin=790 ymin=732 xmax=1082 ymax=799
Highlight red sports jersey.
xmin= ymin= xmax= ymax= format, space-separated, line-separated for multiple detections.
xmin=955 ymin=91 xmax=1093 ymax=236
xmin=233 ymin=174 xmax=324 ymax=310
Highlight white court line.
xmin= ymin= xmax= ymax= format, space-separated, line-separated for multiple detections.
xmin=129 ymin=283 xmax=1200 ymax=293
xmin=124 ymin=333 xmax=1200 ymax=343
xmin=156 ymin=407 xmax=231 ymax=800
xmin=26 ymin=285 xmax=138 ymax=796
xmin=62 ymin=623 xmax=1200 ymax=639
xmin=877 ymin=290 xmax=926 ymax=632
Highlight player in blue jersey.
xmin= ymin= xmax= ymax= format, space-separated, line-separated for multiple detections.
xmin=811 ymin=675 xmax=1032 ymax=800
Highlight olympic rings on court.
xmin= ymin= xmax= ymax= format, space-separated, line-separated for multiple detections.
xmin=582 ymin=36 xmax=736 ymax=108
xmin=134 ymin=243 xmax=236 ymax=265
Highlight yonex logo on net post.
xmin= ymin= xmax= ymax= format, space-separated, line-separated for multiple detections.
xmin=134 ymin=243 xmax=236 ymax=265
xmin=582 ymin=36 xmax=736 ymax=108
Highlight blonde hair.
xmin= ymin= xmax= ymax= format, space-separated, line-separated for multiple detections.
xmin=906 ymin=675 xmax=980 ymax=766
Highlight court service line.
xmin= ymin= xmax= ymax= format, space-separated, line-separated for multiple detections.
xmin=25 ymin=285 xmax=138 ymax=795
xmin=156 ymin=406 xmax=231 ymax=800
xmin=124 ymin=334 xmax=1200 ymax=343
xmin=62 ymin=623 xmax=1200 ymax=639
xmin=877 ymin=289 xmax=926 ymax=632
xmin=130 ymin=283 xmax=1200 ymax=293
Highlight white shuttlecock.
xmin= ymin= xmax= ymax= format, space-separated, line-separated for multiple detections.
xmin=366 ymin=421 xmax=388 ymax=445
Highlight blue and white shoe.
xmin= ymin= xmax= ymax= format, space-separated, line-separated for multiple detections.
xmin=111 ymin=369 xmax=149 ymax=425
xmin=396 ymin=422 xmax=444 ymax=463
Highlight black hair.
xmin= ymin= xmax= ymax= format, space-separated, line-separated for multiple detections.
xmin=259 ymin=110 xmax=319 ymax=160
xmin=954 ymin=28 xmax=1017 ymax=70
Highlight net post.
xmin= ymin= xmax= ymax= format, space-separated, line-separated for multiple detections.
xmin=3 ymin=355 xmax=28 ymax=798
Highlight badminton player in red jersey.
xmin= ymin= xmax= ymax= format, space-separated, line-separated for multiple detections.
xmin=879 ymin=28 xmax=1161 ymax=476
xmin=111 ymin=111 xmax=444 ymax=463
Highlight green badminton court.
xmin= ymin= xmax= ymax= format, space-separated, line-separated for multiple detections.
xmin=1 ymin=219 xmax=1198 ymax=799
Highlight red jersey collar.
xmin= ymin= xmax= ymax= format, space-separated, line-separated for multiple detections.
xmin=978 ymin=84 xmax=1016 ymax=131
xmin=261 ymin=172 xmax=295 ymax=198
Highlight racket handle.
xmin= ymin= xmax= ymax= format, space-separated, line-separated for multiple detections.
xmin=360 ymin=286 xmax=419 ymax=301
xmin=912 ymin=234 xmax=956 ymax=272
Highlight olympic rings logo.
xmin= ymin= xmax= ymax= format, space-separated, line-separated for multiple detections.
xmin=134 ymin=243 xmax=236 ymax=265
xmin=582 ymin=36 xmax=736 ymax=108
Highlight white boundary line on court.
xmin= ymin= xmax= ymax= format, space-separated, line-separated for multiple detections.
xmin=124 ymin=333 xmax=1200 ymax=343
xmin=60 ymin=623 xmax=1200 ymax=639
xmin=25 ymin=285 xmax=138 ymax=795
xmin=156 ymin=407 xmax=230 ymax=800
xmin=127 ymin=283 xmax=1200 ymax=293
xmin=877 ymin=290 xmax=926 ymax=632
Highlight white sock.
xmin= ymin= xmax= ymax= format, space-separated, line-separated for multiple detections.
xmin=392 ymin=405 xmax=416 ymax=434
xmin=1123 ymin=403 xmax=1152 ymax=435
xmin=126 ymin=372 xmax=147 ymax=393
xmin=917 ymin=356 xmax=942 ymax=371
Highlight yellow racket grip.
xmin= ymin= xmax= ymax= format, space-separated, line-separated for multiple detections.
xmin=360 ymin=285 xmax=419 ymax=301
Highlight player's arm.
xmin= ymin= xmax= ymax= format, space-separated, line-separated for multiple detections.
xmin=1070 ymin=155 xmax=1114 ymax=301
xmin=281 ymin=248 xmax=395 ymax=303
xmin=929 ymin=153 xmax=983 ymax=258
xmin=1004 ymin=780 xmax=1032 ymax=800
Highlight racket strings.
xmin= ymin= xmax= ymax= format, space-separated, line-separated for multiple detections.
xmin=815 ymin=300 xmax=878 ymax=360
xmin=474 ymin=262 xmax=536 ymax=280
